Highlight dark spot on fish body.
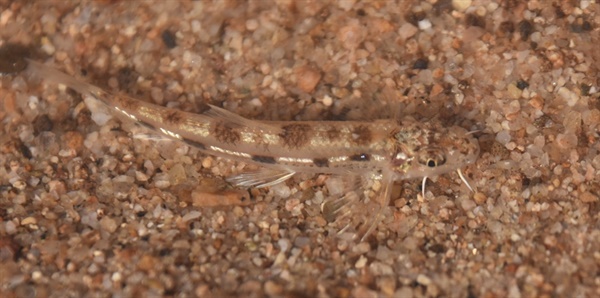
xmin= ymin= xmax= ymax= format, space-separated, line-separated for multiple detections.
xmin=163 ymin=110 xmax=184 ymax=124
xmin=279 ymin=124 xmax=311 ymax=148
xmin=313 ymin=158 xmax=329 ymax=167
xmin=349 ymin=153 xmax=370 ymax=161
xmin=351 ymin=125 xmax=372 ymax=145
xmin=251 ymin=155 xmax=277 ymax=164
xmin=325 ymin=126 xmax=341 ymax=141
xmin=118 ymin=96 xmax=140 ymax=110
xmin=138 ymin=120 xmax=156 ymax=130
xmin=213 ymin=122 xmax=241 ymax=144
xmin=182 ymin=138 xmax=206 ymax=150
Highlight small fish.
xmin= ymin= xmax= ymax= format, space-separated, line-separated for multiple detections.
xmin=24 ymin=59 xmax=479 ymax=240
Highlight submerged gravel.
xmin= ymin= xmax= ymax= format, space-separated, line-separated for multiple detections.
xmin=0 ymin=1 xmax=599 ymax=297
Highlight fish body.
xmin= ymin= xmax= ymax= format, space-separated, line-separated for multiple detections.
xmin=25 ymin=59 xmax=479 ymax=240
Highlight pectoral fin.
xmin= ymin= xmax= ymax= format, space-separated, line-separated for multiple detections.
xmin=227 ymin=168 xmax=296 ymax=188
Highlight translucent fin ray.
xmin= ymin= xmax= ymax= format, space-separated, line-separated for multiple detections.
xmin=227 ymin=169 xmax=295 ymax=188
xmin=359 ymin=172 xmax=394 ymax=242
xmin=321 ymin=191 xmax=360 ymax=223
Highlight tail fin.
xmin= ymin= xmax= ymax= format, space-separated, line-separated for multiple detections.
xmin=25 ymin=59 xmax=106 ymax=102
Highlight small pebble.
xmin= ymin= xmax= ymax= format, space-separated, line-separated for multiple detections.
xmin=168 ymin=163 xmax=187 ymax=186
xmin=182 ymin=211 xmax=202 ymax=222
xmin=496 ymin=130 xmax=512 ymax=145
xmin=555 ymin=133 xmax=578 ymax=149
xmin=33 ymin=115 xmax=54 ymax=135
xmin=398 ymin=23 xmax=418 ymax=40
xmin=295 ymin=65 xmax=322 ymax=93
xmin=4 ymin=221 xmax=17 ymax=234
xmin=416 ymin=274 xmax=432 ymax=286
xmin=529 ymin=95 xmax=544 ymax=110
xmin=20 ymin=217 xmax=37 ymax=226
xmin=452 ymin=0 xmax=472 ymax=11
xmin=355 ymin=255 xmax=368 ymax=269
xmin=321 ymin=95 xmax=333 ymax=106
xmin=580 ymin=191 xmax=598 ymax=203
xmin=264 ymin=280 xmax=283 ymax=296
xmin=99 ymin=217 xmax=118 ymax=233
xmin=245 ymin=19 xmax=259 ymax=31
xmin=473 ymin=192 xmax=487 ymax=204
xmin=161 ymin=30 xmax=177 ymax=49
xmin=418 ymin=19 xmax=432 ymax=30
xmin=338 ymin=20 xmax=364 ymax=50
xmin=192 ymin=190 xmax=251 ymax=207
xmin=461 ymin=199 xmax=476 ymax=211
xmin=63 ymin=131 xmax=84 ymax=152
xmin=507 ymin=83 xmax=522 ymax=99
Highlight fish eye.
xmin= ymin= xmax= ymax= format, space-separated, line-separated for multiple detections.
xmin=427 ymin=159 xmax=437 ymax=167
xmin=419 ymin=151 xmax=446 ymax=168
